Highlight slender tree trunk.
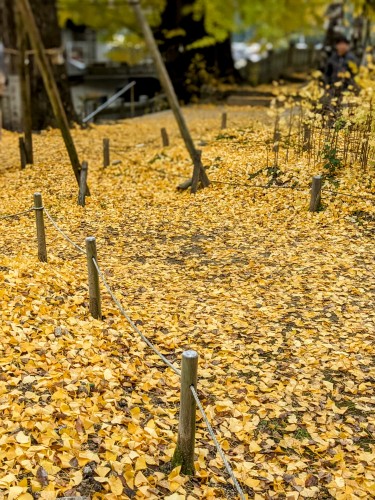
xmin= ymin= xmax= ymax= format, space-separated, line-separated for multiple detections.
xmin=1 ymin=0 xmax=77 ymax=129
xmin=154 ymin=0 xmax=238 ymax=102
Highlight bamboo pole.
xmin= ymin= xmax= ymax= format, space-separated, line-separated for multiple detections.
xmin=17 ymin=0 xmax=83 ymax=189
xmin=172 ymin=350 xmax=198 ymax=475
xmin=129 ymin=0 xmax=209 ymax=193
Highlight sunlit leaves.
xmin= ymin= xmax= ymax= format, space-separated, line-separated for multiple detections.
xmin=0 ymin=103 xmax=374 ymax=498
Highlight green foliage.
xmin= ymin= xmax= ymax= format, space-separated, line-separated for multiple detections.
xmin=58 ymin=0 xmax=328 ymax=55
xmin=321 ymin=143 xmax=343 ymax=180
xmin=351 ymin=0 xmax=375 ymax=16
xmin=58 ymin=0 xmax=166 ymax=36
xmin=239 ymin=0 xmax=327 ymax=41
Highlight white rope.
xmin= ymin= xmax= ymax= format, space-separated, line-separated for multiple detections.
xmin=322 ymin=188 xmax=375 ymax=201
xmin=92 ymin=256 xmax=246 ymax=498
xmin=29 ymin=208 xmax=244 ymax=496
xmin=92 ymin=257 xmax=181 ymax=376
xmin=44 ymin=208 xmax=85 ymax=255
xmin=0 ymin=208 xmax=33 ymax=220
xmin=190 ymin=385 xmax=246 ymax=500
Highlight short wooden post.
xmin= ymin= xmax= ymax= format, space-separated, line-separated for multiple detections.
xmin=130 ymin=84 xmax=135 ymax=117
xmin=172 ymin=350 xmax=198 ymax=475
xmin=103 ymin=138 xmax=110 ymax=168
xmin=78 ymin=161 xmax=88 ymax=207
xmin=309 ymin=175 xmax=322 ymax=212
xmin=85 ymin=237 xmax=102 ymax=320
xmin=33 ymin=192 xmax=47 ymax=262
xmin=161 ymin=127 xmax=169 ymax=147
xmin=221 ymin=112 xmax=227 ymax=130
xmin=303 ymin=123 xmax=311 ymax=152
xmin=19 ymin=137 xmax=27 ymax=169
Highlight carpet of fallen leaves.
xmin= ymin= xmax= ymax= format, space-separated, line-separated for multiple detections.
xmin=0 ymin=105 xmax=374 ymax=500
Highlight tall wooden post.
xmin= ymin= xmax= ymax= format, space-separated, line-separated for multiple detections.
xmin=172 ymin=350 xmax=198 ymax=475
xmin=15 ymin=5 xmax=33 ymax=164
xmin=17 ymin=0 xmax=84 ymax=190
xmin=129 ymin=0 xmax=209 ymax=193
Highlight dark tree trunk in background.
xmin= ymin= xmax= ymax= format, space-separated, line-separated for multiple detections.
xmin=1 ymin=0 xmax=77 ymax=129
xmin=28 ymin=0 xmax=77 ymax=129
xmin=1 ymin=0 xmax=17 ymax=73
xmin=153 ymin=0 xmax=238 ymax=102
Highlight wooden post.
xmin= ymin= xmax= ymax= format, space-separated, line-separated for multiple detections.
xmin=161 ymin=127 xmax=169 ymax=147
xmin=129 ymin=0 xmax=209 ymax=193
xmin=103 ymin=138 xmax=110 ymax=168
xmin=172 ymin=350 xmax=198 ymax=475
xmin=33 ymin=192 xmax=47 ymax=262
xmin=130 ymin=84 xmax=135 ymax=117
xmin=221 ymin=112 xmax=227 ymax=130
xmin=16 ymin=4 xmax=33 ymax=164
xmin=78 ymin=161 xmax=88 ymax=207
xmin=19 ymin=137 xmax=27 ymax=169
xmin=309 ymin=175 xmax=322 ymax=212
xmin=303 ymin=123 xmax=311 ymax=152
xmin=17 ymin=0 xmax=84 ymax=190
xmin=85 ymin=237 xmax=102 ymax=320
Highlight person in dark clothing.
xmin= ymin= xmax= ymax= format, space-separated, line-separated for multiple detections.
xmin=324 ymin=35 xmax=359 ymax=89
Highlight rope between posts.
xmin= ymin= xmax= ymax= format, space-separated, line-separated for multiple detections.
xmin=141 ymin=166 xmax=308 ymax=191
xmin=144 ymin=166 xmax=375 ymax=199
xmin=108 ymin=143 xmax=375 ymax=201
xmin=1 ymin=200 xmax=245 ymax=497
xmin=91 ymin=257 xmax=181 ymax=376
xmin=91 ymin=257 xmax=245 ymax=497
xmin=0 ymin=208 xmax=34 ymax=220
xmin=322 ymin=188 xmax=375 ymax=201
xmin=190 ymin=385 xmax=246 ymax=500
xmin=44 ymin=208 xmax=86 ymax=255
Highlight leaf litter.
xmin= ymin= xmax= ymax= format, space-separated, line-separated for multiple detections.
xmin=0 ymin=105 xmax=374 ymax=499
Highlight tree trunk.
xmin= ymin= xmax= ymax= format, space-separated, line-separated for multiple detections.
xmin=154 ymin=0 xmax=238 ymax=102
xmin=0 ymin=0 xmax=77 ymax=129
xmin=1 ymin=0 xmax=17 ymax=73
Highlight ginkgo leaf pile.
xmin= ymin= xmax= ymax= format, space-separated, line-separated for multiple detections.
xmin=0 ymin=105 xmax=374 ymax=499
